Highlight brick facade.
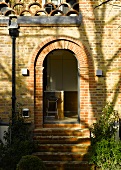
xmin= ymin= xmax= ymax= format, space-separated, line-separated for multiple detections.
xmin=0 ymin=0 xmax=121 ymax=129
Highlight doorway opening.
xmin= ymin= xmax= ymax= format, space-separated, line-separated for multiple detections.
xmin=43 ymin=49 xmax=80 ymax=124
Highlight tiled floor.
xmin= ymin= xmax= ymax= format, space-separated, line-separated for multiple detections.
xmin=44 ymin=114 xmax=79 ymax=124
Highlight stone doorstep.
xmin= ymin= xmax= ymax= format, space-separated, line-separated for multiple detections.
xmin=34 ymin=152 xmax=87 ymax=156
xmin=37 ymin=144 xmax=89 ymax=153
xmin=33 ymin=136 xmax=90 ymax=144
xmin=44 ymin=160 xmax=89 ymax=165
xmin=33 ymin=152 xmax=89 ymax=161
xmin=43 ymin=160 xmax=93 ymax=167
xmin=43 ymin=124 xmax=88 ymax=128
xmin=34 ymin=127 xmax=89 ymax=131
xmin=34 ymin=136 xmax=90 ymax=139
xmin=37 ymin=143 xmax=89 ymax=147
xmin=38 ymin=143 xmax=89 ymax=146
xmin=33 ymin=127 xmax=91 ymax=169
xmin=43 ymin=161 xmax=94 ymax=170
xmin=33 ymin=128 xmax=90 ymax=136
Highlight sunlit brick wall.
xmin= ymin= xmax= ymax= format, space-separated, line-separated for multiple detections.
xmin=1 ymin=0 xmax=121 ymax=127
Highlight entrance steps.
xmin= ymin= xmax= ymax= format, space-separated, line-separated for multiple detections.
xmin=33 ymin=125 xmax=93 ymax=170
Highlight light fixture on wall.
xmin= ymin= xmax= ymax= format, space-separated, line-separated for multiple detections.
xmin=96 ymin=69 xmax=103 ymax=76
xmin=21 ymin=68 xmax=29 ymax=76
xmin=22 ymin=108 xmax=29 ymax=117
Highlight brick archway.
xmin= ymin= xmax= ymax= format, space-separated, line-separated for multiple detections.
xmin=28 ymin=36 xmax=92 ymax=128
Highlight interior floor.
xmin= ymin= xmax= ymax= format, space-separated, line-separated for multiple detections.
xmin=44 ymin=112 xmax=79 ymax=124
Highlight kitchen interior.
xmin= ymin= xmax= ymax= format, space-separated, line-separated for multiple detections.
xmin=43 ymin=49 xmax=79 ymax=123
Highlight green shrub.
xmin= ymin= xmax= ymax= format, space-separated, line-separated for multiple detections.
xmin=16 ymin=155 xmax=46 ymax=170
xmin=89 ymin=102 xmax=121 ymax=170
xmin=90 ymin=138 xmax=121 ymax=170
xmin=0 ymin=116 xmax=35 ymax=170
xmin=90 ymin=102 xmax=119 ymax=144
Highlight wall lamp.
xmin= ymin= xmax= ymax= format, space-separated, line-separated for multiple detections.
xmin=96 ymin=69 xmax=103 ymax=76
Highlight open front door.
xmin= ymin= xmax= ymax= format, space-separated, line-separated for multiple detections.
xmin=43 ymin=49 xmax=79 ymax=123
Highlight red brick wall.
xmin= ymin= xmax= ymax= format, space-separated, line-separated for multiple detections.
xmin=1 ymin=0 xmax=121 ymax=129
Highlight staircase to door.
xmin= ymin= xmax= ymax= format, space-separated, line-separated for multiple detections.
xmin=33 ymin=124 xmax=93 ymax=170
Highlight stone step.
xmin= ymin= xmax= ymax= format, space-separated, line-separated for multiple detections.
xmin=43 ymin=124 xmax=88 ymax=128
xmin=33 ymin=127 xmax=91 ymax=169
xmin=33 ymin=128 xmax=90 ymax=137
xmin=42 ymin=161 xmax=94 ymax=170
xmin=37 ymin=143 xmax=89 ymax=152
xmin=33 ymin=152 xmax=89 ymax=161
xmin=33 ymin=136 xmax=90 ymax=145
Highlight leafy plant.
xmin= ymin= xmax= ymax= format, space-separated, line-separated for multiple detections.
xmin=16 ymin=155 xmax=46 ymax=170
xmin=91 ymin=102 xmax=119 ymax=143
xmin=89 ymin=102 xmax=121 ymax=170
xmin=90 ymin=138 xmax=121 ymax=170
xmin=0 ymin=112 xmax=35 ymax=170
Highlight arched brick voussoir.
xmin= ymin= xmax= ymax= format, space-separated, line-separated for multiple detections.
xmin=29 ymin=36 xmax=90 ymax=68
xmin=28 ymin=36 xmax=91 ymax=88
xmin=36 ymin=40 xmax=89 ymax=68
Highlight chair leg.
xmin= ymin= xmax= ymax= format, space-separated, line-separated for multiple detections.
xmin=46 ymin=99 xmax=58 ymax=118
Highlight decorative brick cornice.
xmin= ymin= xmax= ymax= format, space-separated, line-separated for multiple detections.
xmin=0 ymin=1 xmax=79 ymax=16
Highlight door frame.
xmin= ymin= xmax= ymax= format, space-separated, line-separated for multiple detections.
xmin=28 ymin=36 xmax=91 ymax=128
xmin=42 ymin=49 xmax=80 ymax=123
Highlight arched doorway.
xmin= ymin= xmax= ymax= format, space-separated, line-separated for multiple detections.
xmin=28 ymin=36 xmax=91 ymax=128
xmin=43 ymin=49 xmax=80 ymax=123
